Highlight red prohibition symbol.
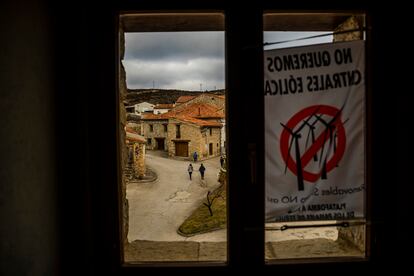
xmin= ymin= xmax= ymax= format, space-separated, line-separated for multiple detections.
xmin=280 ymin=105 xmax=346 ymax=184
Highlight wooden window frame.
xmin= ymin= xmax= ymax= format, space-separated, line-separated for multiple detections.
xmin=101 ymin=6 xmax=375 ymax=274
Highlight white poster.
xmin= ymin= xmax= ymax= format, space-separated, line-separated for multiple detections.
xmin=265 ymin=41 xmax=365 ymax=222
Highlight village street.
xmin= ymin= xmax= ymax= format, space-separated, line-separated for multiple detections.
xmin=127 ymin=150 xmax=226 ymax=242
xmin=126 ymin=151 xmax=346 ymax=261
xmin=127 ymin=151 xmax=339 ymax=244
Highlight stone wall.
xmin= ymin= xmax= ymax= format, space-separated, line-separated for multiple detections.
xmin=334 ymin=15 xmax=366 ymax=253
xmin=143 ymin=120 xmax=168 ymax=150
xmin=201 ymin=127 xmax=222 ymax=157
xmin=337 ymin=223 xmax=366 ymax=252
xmin=167 ymin=120 xmax=201 ymax=158
xmin=118 ymin=23 xmax=129 ymax=247
xmin=133 ymin=143 xmax=146 ymax=178
xmin=167 ymin=120 xmax=222 ymax=160
xmin=333 ymin=16 xmax=363 ymax=42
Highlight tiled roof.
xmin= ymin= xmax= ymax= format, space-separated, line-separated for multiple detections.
xmin=175 ymin=103 xmax=224 ymax=119
xmin=125 ymin=126 xmax=138 ymax=134
xmin=142 ymin=102 xmax=223 ymax=127
xmin=176 ymin=95 xmax=196 ymax=103
xmin=141 ymin=113 xmax=169 ymax=120
xmin=173 ymin=115 xmax=222 ymax=127
xmin=125 ymin=128 xmax=146 ymax=143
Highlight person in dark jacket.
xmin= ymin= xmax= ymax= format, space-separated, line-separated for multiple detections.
xmin=220 ymin=156 xmax=224 ymax=168
xmin=198 ymin=163 xmax=206 ymax=180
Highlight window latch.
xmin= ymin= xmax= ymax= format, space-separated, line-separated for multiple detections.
xmin=248 ymin=143 xmax=257 ymax=185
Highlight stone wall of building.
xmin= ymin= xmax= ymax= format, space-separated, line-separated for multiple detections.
xmin=333 ymin=16 xmax=363 ymax=42
xmin=166 ymin=120 xmax=222 ymax=160
xmin=337 ymin=223 xmax=365 ymax=252
xmin=334 ymin=15 xmax=365 ymax=253
xmin=143 ymin=120 xmax=168 ymax=150
xmin=119 ymin=23 xmax=129 ymax=247
xmin=201 ymin=127 xmax=222 ymax=158
xmin=133 ymin=143 xmax=146 ymax=178
xmin=167 ymin=121 xmax=201 ymax=158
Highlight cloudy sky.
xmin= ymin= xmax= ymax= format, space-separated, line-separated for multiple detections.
xmin=123 ymin=32 xmax=331 ymax=91
xmin=123 ymin=32 xmax=225 ymax=91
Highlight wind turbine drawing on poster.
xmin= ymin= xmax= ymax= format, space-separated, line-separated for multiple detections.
xmin=304 ymin=118 xmax=319 ymax=162
xmin=313 ymin=106 xmax=348 ymax=179
xmin=280 ymin=111 xmax=317 ymax=191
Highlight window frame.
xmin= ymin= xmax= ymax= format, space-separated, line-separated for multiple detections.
xmin=176 ymin=124 xmax=181 ymax=138
xmin=111 ymin=7 xmax=374 ymax=273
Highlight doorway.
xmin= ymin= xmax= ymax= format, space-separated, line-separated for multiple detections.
xmin=175 ymin=141 xmax=189 ymax=157
xmin=155 ymin=138 xmax=165 ymax=150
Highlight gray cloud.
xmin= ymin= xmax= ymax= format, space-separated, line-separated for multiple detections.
xmin=125 ymin=32 xmax=224 ymax=61
xmin=123 ymin=57 xmax=224 ymax=90
xmin=123 ymin=31 xmax=330 ymax=90
xmin=123 ymin=32 xmax=225 ymax=90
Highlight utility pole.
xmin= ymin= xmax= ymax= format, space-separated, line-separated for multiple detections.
xmin=153 ymin=80 xmax=155 ymax=89
xmin=200 ymin=83 xmax=202 ymax=92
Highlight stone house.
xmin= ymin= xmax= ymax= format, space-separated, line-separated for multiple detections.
xmin=172 ymin=93 xmax=226 ymax=153
xmin=167 ymin=115 xmax=222 ymax=159
xmin=125 ymin=127 xmax=146 ymax=179
xmin=141 ymin=95 xmax=225 ymax=160
xmin=126 ymin=101 xmax=155 ymax=115
xmin=141 ymin=115 xmax=169 ymax=150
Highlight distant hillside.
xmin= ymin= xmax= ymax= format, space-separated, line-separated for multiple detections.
xmin=126 ymin=89 xmax=225 ymax=105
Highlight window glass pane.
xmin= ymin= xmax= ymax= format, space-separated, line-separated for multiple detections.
xmin=119 ymin=13 xmax=227 ymax=263
xmin=264 ymin=13 xmax=367 ymax=262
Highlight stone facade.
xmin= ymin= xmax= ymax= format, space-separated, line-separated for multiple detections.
xmin=118 ymin=22 xmax=129 ymax=247
xmin=337 ymin=223 xmax=365 ymax=252
xmin=133 ymin=142 xmax=146 ymax=178
xmin=201 ymin=126 xmax=222 ymax=158
xmin=333 ymin=16 xmax=363 ymax=42
xmin=141 ymin=93 xmax=224 ymax=160
xmin=334 ymin=15 xmax=366 ymax=253
xmin=166 ymin=119 xmax=221 ymax=159
xmin=143 ymin=119 xmax=168 ymax=150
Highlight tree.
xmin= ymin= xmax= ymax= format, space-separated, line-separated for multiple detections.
xmin=203 ymin=189 xmax=224 ymax=216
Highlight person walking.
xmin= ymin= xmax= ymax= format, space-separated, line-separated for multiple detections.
xmin=193 ymin=151 xmax=198 ymax=163
xmin=187 ymin=164 xmax=193 ymax=180
xmin=199 ymin=163 xmax=206 ymax=180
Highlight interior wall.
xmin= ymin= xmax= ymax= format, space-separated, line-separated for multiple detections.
xmin=0 ymin=1 xmax=58 ymax=275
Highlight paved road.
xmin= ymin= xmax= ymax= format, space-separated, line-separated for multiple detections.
xmin=127 ymin=151 xmax=226 ymax=242
xmin=127 ymin=151 xmax=337 ymax=243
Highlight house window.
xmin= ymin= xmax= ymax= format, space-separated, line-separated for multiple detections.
xmin=176 ymin=124 xmax=181 ymax=138
xmin=149 ymin=124 xmax=153 ymax=132
xmin=209 ymin=128 xmax=213 ymax=136
xmin=147 ymin=138 xmax=151 ymax=145
xmin=163 ymin=124 xmax=168 ymax=132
